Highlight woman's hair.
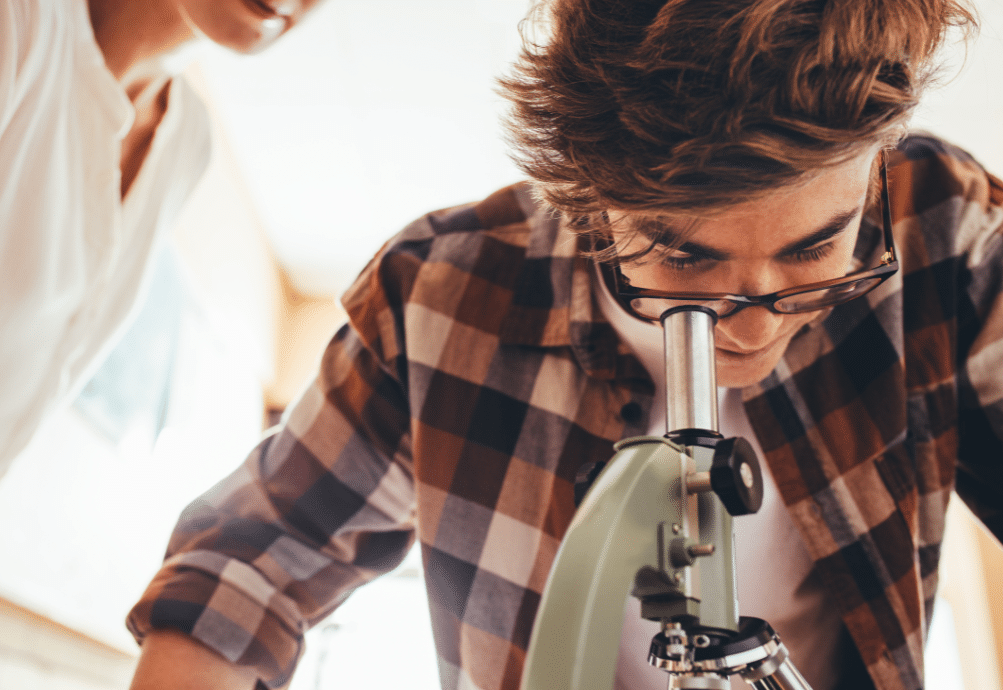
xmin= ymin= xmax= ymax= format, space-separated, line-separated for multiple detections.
xmin=500 ymin=0 xmax=976 ymax=225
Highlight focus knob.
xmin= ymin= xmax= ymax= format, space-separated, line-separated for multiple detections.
xmin=710 ymin=437 xmax=763 ymax=516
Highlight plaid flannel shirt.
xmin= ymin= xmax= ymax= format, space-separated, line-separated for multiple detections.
xmin=128 ymin=134 xmax=1003 ymax=690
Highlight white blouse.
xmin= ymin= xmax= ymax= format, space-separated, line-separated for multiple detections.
xmin=0 ymin=0 xmax=211 ymax=477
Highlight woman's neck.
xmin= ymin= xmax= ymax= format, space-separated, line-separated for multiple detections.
xmin=87 ymin=0 xmax=195 ymax=88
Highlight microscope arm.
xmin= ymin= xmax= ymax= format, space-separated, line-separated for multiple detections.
xmin=521 ymin=436 xmax=690 ymax=690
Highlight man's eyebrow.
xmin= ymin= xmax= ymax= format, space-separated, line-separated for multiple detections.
xmin=633 ymin=220 xmax=728 ymax=260
xmin=634 ymin=206 xmax=862 ymax=259
xmin=777 ymin=207 xmax=862 ymax=256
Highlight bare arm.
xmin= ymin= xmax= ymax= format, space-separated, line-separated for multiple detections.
xmin=129 ymin=629 xmax=259 ymax=690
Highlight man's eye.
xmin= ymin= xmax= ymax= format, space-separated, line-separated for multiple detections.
xmin=660 ymin=249 xmax=708 ymax=270
xmin=790 ymin=243 xmax=835 ymax=263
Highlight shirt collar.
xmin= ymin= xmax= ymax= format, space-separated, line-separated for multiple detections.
xmin=496 ymin=198 xmax=642 ymax=381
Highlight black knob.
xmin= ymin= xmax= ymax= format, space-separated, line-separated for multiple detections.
xmin=710 ymin=437 xmax=763 ymax=516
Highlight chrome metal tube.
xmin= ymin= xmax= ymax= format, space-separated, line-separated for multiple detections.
xmin=745 ymin=658 xmax=813 ymax=690
xmin=662 ymin=307 xmax=719 ymax=434
xmin=741 ymin=641 xmax=813 ymax=690
xmin=661 ymin=306 xmax=737 ymax=632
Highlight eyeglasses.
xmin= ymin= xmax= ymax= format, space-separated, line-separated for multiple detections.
xmin=600 ymin=155 xmax=897 ymax=322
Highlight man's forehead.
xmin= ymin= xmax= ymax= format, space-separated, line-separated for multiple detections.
xmin=607 ymin=155 xmax=879 ymax=246
xmin=608 ymin=198 xmax=867 ymax=259
xmin=607 ymin=149 xmax=881 ymax=227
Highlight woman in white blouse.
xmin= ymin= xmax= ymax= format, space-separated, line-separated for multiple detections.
xmin=0 ymin=0 xmax=324 ymax=478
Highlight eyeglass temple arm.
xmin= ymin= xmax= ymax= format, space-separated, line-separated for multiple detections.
xmin=880 ymin=152 xmax=896 ymax=265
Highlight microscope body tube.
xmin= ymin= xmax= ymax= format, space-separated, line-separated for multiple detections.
xmin=662 ymin=307 xmax=719 ymax=435
xmin=660 ymin=306 xmax=738 ymax=633
xmin=658 ymin=306 xmax=812 ymax=690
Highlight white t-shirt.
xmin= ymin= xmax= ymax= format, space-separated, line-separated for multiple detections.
xmin=592 ymin=265 xmax=845 ymax=690
xmin=0 ymin=0 xmax=211 ymax=478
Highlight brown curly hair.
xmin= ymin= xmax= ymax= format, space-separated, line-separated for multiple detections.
xmin=500 ymin=0 xmax=976 ymax=226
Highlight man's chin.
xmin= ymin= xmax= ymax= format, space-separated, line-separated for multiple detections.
xmin=714 ymin=351 xmax=783 ymax=389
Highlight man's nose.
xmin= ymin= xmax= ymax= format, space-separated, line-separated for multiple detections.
xmin=718 ymin=303 xmax=786 ymax=350
xmin=713 ymin=265 xmax=787 ymax=342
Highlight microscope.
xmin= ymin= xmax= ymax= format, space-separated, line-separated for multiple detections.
xmin=520 ymin=305 xmax=814 ymax=690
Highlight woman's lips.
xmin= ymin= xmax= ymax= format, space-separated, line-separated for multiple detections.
xmin=242 ymin=0 xmax=275 ymax=17
xmin=242 ymin=0 xmax=295 ymax=19
xmin=236 ymin=0 xmax=292 ymax=45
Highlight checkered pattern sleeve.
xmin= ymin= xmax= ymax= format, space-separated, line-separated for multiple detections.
xmin=954 ymin=162 xmax=1003 ymax=542
xmin=127 ymin=262 xmax=417 ymax=687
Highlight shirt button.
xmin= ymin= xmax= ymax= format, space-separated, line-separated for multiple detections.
xmin=620 ymin=402 xmax=643 ymax=424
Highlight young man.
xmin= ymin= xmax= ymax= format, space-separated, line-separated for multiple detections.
xmin=127 ymin=1 xmax=1002 ymax=689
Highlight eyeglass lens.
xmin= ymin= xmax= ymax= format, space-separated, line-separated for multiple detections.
xmin=627 ymin=275 xmax=886 ymax=320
